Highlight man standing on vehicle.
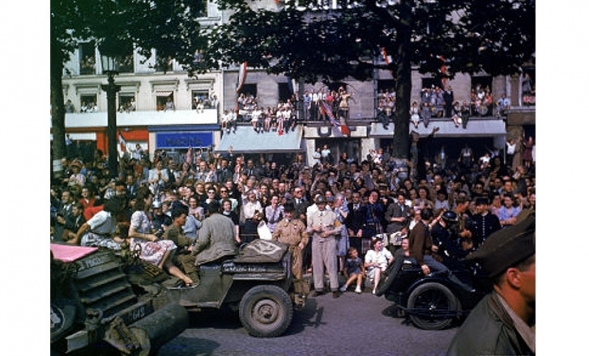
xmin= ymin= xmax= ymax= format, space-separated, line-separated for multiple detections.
xmin=272 ymin=202 xmax=310 ymax=299
xmin=191 ymin=200 xmax=238 ymax=267
xmin=447 ymin=214 xmax=535 ymax=356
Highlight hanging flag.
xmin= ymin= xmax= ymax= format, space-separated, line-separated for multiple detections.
xmin=437 ymin=55 xmax=448 ymax=87
xmin=321 ymin=102 xmax=339 ymax=127
xmin=236 ymin=62 xmax=248 ymax=93
xmin=381 ymin=47 xmax=392 ymax=65
xmin=340 ymin=123 xmax=350 ymax=136
xmin=321 ymin=101 xmax=351 ymax=136
xmin=119 ymin=131 xmax=127 ymax=152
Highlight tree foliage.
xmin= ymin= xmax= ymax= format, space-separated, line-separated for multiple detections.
xmin=200 ymin=0 xmax=535 ymax=158
xmin=50 ymin=0 xmax=207 ymax=164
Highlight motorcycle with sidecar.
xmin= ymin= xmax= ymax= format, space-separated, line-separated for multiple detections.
xmin=374 ymin=254 xmax=488 ymax=330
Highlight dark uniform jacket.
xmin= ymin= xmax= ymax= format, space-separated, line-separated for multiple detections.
xmin=447 ymin=291 xmax=535 ymax=356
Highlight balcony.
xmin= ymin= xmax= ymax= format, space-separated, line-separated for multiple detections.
xmin=57 ymin=109 xmax=218 ymax=129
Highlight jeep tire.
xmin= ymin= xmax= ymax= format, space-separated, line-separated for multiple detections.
xmin=239 ymin=285 xmax=293 ymax=337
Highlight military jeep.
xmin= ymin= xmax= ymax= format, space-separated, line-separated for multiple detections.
xmin=166 ymin=239 xmax=306 ymax=338
xmin=50 ymin=243 xmax=189 ymax=355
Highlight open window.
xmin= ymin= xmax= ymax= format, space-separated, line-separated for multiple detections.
xmin=119 ymin=93 xmax=136 ymax=113
xmin=156 ymin=92 xmax=175 ymax=111
xmin=192 ymin=90 xmax=209 ymax=110
xmin=80 ymin=94 xmax=98 ymax=113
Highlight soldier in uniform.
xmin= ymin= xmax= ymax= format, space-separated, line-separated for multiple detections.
xmin=272 ymin=202 xmax=310 ymax=299
xmin=448 ymin=214 xmax=535 ymax=355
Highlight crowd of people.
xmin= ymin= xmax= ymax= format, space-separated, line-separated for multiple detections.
xmin=376 ymin=83 xmax=520 ymax=130
xmin=229 ymin=86 xmax=356 ymax=133
xmin=51 ymin=128 xmax=535 ymax=296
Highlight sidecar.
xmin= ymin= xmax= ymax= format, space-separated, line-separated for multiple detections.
xmin=375 ymin=255 xmax=488 ymax=330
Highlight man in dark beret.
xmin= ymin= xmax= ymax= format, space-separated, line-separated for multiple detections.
xmin=447 ymin=213 xmax=535 ymax=356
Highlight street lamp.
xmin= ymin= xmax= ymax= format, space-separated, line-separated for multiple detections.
xmin=101 ymin=53 xmax=121 ymax=178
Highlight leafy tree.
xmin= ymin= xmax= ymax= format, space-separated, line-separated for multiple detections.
xmin=50 ymin=0 xmax=207 ymax=171
xmin=200 ymin=0 xmax=535 ymax=158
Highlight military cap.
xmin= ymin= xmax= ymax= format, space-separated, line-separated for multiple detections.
xmin=315 ymin=195 xmax=326 ymax=204
xmin=467 ymin=213 xmax=535 ymax=278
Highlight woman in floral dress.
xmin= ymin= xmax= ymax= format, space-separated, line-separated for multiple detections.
xmin=128 ymin=187 xmax=194 ymax=287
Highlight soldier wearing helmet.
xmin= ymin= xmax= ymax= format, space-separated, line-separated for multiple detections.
xmin=430 ymin=210 xmax=469 ymax=265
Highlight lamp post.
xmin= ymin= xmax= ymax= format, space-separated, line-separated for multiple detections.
xmin=101 ymin=54 xmax=121 ymax=178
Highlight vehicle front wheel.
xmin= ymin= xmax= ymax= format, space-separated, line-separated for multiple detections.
xmin=239 ymin=285 xmax=293 ymax=337
xmin=406 ymin=282 xmax=460 ymax=330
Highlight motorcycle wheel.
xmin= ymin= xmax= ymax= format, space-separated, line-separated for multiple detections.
xmin=407 ymin=282 xmax=460 ymax=330
xmin=375 ymin=257 xmax=403 ymax=296
xmin=239 ymin=285 xmax=293 ymax=337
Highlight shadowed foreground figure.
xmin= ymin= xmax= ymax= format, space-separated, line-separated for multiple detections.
xmin=447 ymin=214 xmax=535 ymax=356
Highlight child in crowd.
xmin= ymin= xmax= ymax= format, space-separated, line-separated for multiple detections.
xmin=340 ymin=247 xmax=365 ymax=294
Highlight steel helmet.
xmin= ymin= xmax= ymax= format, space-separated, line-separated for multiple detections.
xmin=442 ymin=210 xmax=458 ymax=223
xmin=151 ymin=199 xmax=162 ymax=209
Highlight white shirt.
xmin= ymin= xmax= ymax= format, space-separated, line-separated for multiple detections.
xmin=87 ymin=211 xmax=116 ymax=235
xmin=365 ymin=248 xmax=393 ymax=271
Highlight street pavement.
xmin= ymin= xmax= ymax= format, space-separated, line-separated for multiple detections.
xmin=158 ymin=279 xmax=459 ymax=356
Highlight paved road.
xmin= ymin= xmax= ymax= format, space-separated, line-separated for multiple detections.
xmin=159 ymin=286 xmax=459 ymax=356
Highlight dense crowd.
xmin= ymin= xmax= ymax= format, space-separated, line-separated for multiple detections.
xmin=51 ymin=128 xmax=535 ymax=293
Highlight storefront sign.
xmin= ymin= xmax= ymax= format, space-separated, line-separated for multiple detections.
xmin=155 ymin=132 xmax=213 ymax=149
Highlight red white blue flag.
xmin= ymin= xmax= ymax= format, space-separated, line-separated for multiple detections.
xmin=119 ymin=131 xmax=127 ymax=152
xmin=236 ymin=62 xmax=247 ymax=93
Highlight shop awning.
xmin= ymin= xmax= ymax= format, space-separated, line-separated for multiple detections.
xmin=370 ymin=119 xmax=507 ymax=137
xmin=215 ymin=125 xmax=304 ymax=153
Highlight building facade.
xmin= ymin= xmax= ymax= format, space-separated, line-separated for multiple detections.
xmin=53 ymin=0 xmax=535 ymax=170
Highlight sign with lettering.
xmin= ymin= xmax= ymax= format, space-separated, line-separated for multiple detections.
xmin=155 ymin=132 xmax=213 ymax=149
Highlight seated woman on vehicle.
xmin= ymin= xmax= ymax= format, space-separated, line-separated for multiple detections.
xmin=364 ymin=235 xmax=394 ymax=294
xmin=128 ymin=187 xmax=195 ymax=287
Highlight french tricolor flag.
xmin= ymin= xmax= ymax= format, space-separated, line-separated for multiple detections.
xmin=236 ymin=62 xmax=248 ymax=93
xmin=119 ymin=132 xmax=127 ymax=152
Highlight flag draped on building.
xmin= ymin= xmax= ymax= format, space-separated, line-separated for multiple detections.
xmin=381 ymin=47 xmax=392 ymax=65
xmin=118 ymin=131 xmax=127 ymax=152
xmin=236 ymin=62 xmax=247 ymax=93
xmin=437 ymin=55 xmax=448 ymax=87
xmin=321 ymin=102 xmax=350 ymax=136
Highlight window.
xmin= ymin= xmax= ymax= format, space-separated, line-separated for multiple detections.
xmin=80 ymin=94 xmax=98 ymax=113
xmin=79 ymin=42 xmax=96 ymax=75
xmin=278 ymin=83 xmax=292 ymax=104
xmin=240 ymin=84 xmax=257 ymax=99
xmin=156 ymin=92 xmax=175 ymax=111
xmin=118 ymin=93 xmax=136 ymax=113
xmin=471 ymin=76 xmax=493 ymax=116
xmin=192 ymin=90 xmax=209 ymax=110
xmin=471 ymin=76 xmax=492 ymax=93
xmin=521 ymin=68 xmax=535 ymax=106
xmin=421 ymin=77 xmax=442 ymax=90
